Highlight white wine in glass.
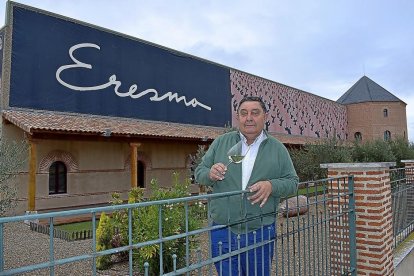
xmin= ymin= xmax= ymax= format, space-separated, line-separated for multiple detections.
xmin=226 ymin=141 xmax=250 ymax=166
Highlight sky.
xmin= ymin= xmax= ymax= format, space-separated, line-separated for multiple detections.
xmin=1 ymin=0 xmax=414 ymax=141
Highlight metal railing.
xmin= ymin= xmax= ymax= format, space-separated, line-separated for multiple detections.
xmin=390 ymin=167 xmax=414 ymax=249
xmin=0 ymin=175 xmax=356 ymax=275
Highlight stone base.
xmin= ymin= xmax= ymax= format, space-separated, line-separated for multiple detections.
xmin=24 ymin=210 xmax=39 ymax=225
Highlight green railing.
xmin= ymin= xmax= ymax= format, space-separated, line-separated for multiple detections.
xmin=390 ymin=167 xmax=414 ymax=249
xmin=0 ymin=175 xmax=356 ymax=275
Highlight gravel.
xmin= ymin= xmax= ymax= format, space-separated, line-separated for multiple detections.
xmin=2 ymin=200 xmax=335 ymax=275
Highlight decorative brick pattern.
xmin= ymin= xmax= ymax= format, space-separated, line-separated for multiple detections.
xmin=38 ymin=150 xmax=79 ymax=173
xmin=230 ymin=70 xmax=348 ymax=139
xmin=124 ymin=151 xmax=152 ymax=170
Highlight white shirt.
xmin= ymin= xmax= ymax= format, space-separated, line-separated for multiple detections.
xmin=240 ymin=131 xmax=266 ymax=190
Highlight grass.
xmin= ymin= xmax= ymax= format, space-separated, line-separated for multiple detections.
xmin=297 ymin=185 xmax=325 ymax=196
xmin=55 ymin=220 xmax=98 ymax=232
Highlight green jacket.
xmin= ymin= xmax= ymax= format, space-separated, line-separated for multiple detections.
xmin=195 ymin=130 xmax=299 ymax=233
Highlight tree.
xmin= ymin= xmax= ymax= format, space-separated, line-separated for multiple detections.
xmin=0 ymin=140 xmax=28 ymax=216
xmin=289 ymin=137 xmax=352 ymax=181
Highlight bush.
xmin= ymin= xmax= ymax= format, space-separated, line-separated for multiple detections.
xmin=351 ymin=139 xmax=395 ymax=163
xmin=289 ymin=137 xmax=352 ymax=181
xmin=188 ymin=145 xmax=207 ymax=180
xmin=0 ymin=140 xmax=28 ymax=216
xmin=95 ymin=172 xmax=205 ymax=274
xmin=189 ymin=145 xmax=211 ymax=193
xmin=388 ymin=137 xmax=414 ymax=167
xmin=290 ymin=136 xmax=414 ymax=182
xmin=95 ymin=212 xmax=114 ymax=270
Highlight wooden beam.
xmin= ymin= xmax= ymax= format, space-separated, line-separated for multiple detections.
xmin=130 ymin=143 xmax=141 ymax=188
xmin=28 ymin=140 xmax=37 ymax=211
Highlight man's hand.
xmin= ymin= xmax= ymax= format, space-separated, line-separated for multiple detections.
xmin=209 ymin=163 xmax=227 ymax=181
xmin=248 ymin=180 xmax=272 ymax=207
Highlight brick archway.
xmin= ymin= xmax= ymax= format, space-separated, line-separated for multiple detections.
xmin=38 ymin=150 xmax=79 ymax=173
xmin=124 ymin=151 xmax=152 ymax=170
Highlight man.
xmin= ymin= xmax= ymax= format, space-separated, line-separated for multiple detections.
xmin=195 ymin=96 xmax=298 ymax=275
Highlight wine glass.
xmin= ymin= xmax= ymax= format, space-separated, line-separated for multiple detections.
xmin=226 ymin=141 xmax=250 ymax=167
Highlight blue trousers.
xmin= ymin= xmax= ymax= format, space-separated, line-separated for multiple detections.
xmin=210 ymin=223 xmax=275 ymax=276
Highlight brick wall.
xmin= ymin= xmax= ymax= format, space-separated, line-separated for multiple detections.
xmin=347 ymin=102 xmax=407 ymax=141
xmin=322 ymin=162 xmax=395 ymax=276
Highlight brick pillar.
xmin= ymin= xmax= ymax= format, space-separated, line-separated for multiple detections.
xmin=321 ymin=162 xmax=396 ymax=276
xmin=401 ymin=160 xmax=414 ymax=228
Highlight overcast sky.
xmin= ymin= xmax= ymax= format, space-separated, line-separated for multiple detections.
xmin=2 ymin=0 xmax=414 ymax=141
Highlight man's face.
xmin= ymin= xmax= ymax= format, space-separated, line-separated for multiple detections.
xmin=237 ymin=101 xmax=267 ymax=140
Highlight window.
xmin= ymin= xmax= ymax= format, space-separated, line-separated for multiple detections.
xmin=49 ymin=161 xmax=67 ymax=194
xmin=137 ymin=160 xmax=145 ymax=188
xmin=383 ymin=108 xmax=388 ymax=117
xmin=354 ymin=132 xmax=362 ymax=141
xmin=384 ymin=130 xmax=391 ymax=141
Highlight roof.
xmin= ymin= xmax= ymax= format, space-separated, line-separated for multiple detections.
xmin=2 ymin=108 xmax=321 ymax=145
xmin=337 ymin=76 xmax=405 ymax=105
xmin=2 ymin=109 xmax=225 ymax=141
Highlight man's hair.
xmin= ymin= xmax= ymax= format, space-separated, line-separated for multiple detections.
xmin=237 ymin=96 xmax=267 ymax=113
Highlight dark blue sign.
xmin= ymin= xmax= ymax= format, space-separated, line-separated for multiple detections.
xmin=9 ymin=5 xmax=231 ymax=127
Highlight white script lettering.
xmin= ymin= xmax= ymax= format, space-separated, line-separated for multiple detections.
xmin=56 ymin=43 xmax=212 ymax=111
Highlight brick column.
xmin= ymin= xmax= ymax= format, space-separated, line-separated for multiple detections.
xmin=401 ymin=160 xmax=414 ymax=229
xmin=321 ymin=162 xmax=395 ymax=276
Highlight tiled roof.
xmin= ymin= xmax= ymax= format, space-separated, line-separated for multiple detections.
xmin=2 ymin=108 xmax=319 ymax=145
xmin=2 ymin=109 xmax=226 ymax=141
xmin=337 ymin=76 xmax=404 ymax=105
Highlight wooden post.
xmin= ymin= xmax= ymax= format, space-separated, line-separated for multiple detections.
xmin=130 ymin=143 xmax=141 ymax=188
xmin=28 ymin=140 xmax=37 ymax=211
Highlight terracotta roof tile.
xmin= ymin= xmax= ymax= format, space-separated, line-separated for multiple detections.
xmin=2 ymin=109 xmax=226 ymax=141
xmin=2 ymin=109 xmax=317 ymax=145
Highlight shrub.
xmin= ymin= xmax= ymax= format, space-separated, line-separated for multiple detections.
xmin=188 ymin=145 xmax=211 ymax=193
xmin=289 ymin=137 xmax=352 ymax=181
xmin=0 ymin=140 xmax=28 ymax=216
xmin=132 ymin=174 xmax=204 ymax=274
xmin=95 ymin=212 xmax=114 ymax=270
xmin=388 ymin=137 xmax=414 ymax=167
xmin=351 ymin=139 xmax=395 ymax=163
xmin=188 ymin=145 xmax=207 ymax=180
xmin=96 ymin=172 xmax=205 ymax=274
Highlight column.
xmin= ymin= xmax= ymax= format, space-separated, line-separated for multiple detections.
xmin=27 ymin=140 xmax=37 ymax=211
xmin=321 ymin=162 xmax=395 ymax=276
xmin=130 ymin=143 xmax=141 ymax=188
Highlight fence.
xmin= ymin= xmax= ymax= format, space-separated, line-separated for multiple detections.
xmin=0 ymin=175 xmax=356 ymax=275
xmin=29 ymin=222 xmax=93 ymax=242
xmin=390 ymin=166 xmax=414 ymax=249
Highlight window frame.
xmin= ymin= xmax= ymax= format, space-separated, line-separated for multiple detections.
xmin=384 ymin=130 xmax=391 ymax=141
xmin=354 ymin=132 xmax=362 ymax=141
xmin=49 ymin=161 xmax=67 ymax=195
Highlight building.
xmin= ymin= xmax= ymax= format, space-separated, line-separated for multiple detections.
xmin=337 ymin=75 xmax=407 ymax=142
xmin=0 ymin=2 xmax=407 ymax=214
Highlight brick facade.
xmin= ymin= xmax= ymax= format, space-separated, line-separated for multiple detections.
xmin=347 ymin=102 xmax=407 ymax=142
xmin=322 ymin=162 xmax=396 ymax=276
